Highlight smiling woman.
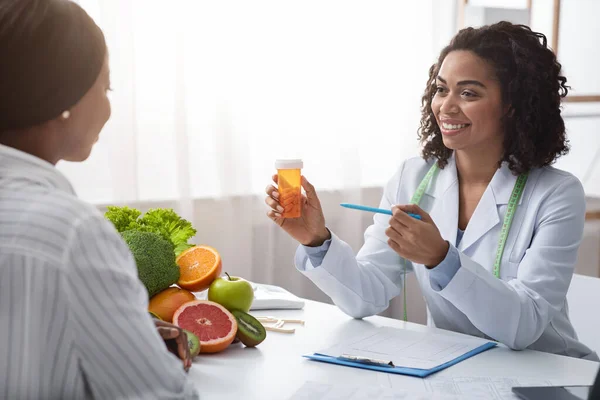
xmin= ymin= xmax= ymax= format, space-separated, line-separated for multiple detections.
xmin=433 ymin=52 xmax=505 ymax=155
xmin=265 ymin=20 xmax=597 ymax=361
xmin=420 ymin=21 xmax=570 ymax=175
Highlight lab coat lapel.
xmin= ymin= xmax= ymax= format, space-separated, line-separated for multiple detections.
xmin=457 ymin=164 xmax=518 ymax=252
xmin=427 ymin=156 xmax=459 ymax=247
xmin=458 ymin=184 xmax=500 ymax=252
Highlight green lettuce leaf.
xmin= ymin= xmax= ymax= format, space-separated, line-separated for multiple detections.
xmin=104 ymin=206 xmax=142 ymax=232
xmin=104 ymin=206 xmax=197 ymax=257
xmin=139 ymin=209 xmax=197 ymax=256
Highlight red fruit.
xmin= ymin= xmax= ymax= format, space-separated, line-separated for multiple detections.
xmin=172 ymin=300 xmax=237 ymax=354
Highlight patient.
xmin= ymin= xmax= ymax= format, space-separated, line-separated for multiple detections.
xmin=0 ymin=0 xmax=198 ymax=398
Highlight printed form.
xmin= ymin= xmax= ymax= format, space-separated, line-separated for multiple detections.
xmin=316 ymin=327 xmax=493 ymax=370
xmin=288 ymin=381 xmax=471 ymax=400
xmin=289 ymin=376 xmax=555 ymax=400
xmin=423 ymin=376 xmax=554 ymax=399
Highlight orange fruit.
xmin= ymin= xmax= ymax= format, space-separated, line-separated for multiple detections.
xmin=176 ymin=245 xmax=222 ymax=292
xmin=148 ymin=287 xmax=196 ymax=323
xmin=173 ymin=300 xmax=238 ymax=353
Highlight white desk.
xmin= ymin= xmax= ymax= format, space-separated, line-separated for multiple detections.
xmin=188 ymin=300 xmax=600 ymax=399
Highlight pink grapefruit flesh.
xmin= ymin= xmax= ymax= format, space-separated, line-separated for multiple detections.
xmin=172 ymin=300 xmax=237 ymax=353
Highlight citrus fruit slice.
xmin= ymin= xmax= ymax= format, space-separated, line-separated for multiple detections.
xmin=176 ymin=245 xmax=222 ymax=292
xmin=172 ymin=300 xmax=237 ymax=353
xmin=148 ymin=287 xmax=196 ymax=323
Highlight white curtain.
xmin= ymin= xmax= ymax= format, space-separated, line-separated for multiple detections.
xmin=60 ymin=0 xmax=455 ymax=323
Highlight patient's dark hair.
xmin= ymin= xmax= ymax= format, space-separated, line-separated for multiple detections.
xmin=0 ymin=0 xmax=106 ymax=132
xmin=418 ymin=21 xmax=569 ymax=175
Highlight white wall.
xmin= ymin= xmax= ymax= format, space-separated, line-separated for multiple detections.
xmin=532 ymin=1 xmax=600 ymax=279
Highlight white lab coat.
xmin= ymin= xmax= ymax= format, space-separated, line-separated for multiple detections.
xmin=295 ymin=154 xmax=597 ymax=359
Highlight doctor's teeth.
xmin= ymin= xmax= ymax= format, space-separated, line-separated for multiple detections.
xmin=442 ymin=123 xmax=468 ymax=130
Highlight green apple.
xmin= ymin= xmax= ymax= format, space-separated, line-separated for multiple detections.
xmin=208 ymin=272 xmax=254 ymax=312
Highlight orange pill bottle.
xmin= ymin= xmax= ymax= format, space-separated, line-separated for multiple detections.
xmin=275 ymin=159 xmax=303 ymax=218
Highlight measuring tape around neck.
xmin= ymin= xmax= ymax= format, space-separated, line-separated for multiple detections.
xmin=399 ymin=162 xmax=528 ymax=321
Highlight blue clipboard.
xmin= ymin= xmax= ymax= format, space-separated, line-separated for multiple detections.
xmin=303 ymin=341 xmax=497 ymax=378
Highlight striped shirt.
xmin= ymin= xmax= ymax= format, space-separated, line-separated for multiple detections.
xmin=0 ymin=144 xmax=199 ymax=399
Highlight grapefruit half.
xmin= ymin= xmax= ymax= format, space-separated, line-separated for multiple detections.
xmin=173 ymin=300 xmax=237 ymax=353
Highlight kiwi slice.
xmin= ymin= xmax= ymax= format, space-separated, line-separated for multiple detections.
xmin=184 ymin=330 xmax=201 ymax=358
xmin=232 ymin=310 xmax=267 ymax=347
xmin=164 ymin=330 xmax=200 ymax=358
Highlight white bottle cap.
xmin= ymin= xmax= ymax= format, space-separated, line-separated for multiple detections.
xmin=275 ymin=159 xmax=303 ymax=169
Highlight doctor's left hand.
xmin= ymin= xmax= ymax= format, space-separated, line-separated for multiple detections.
xmin=385 ymin=204 xmax=450 ymax=268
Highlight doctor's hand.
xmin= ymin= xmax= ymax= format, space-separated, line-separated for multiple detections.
xmin=385 ymin=204 xmax=449 ymax=268
xmin=265 ymin=175 xmax=331 ymax=247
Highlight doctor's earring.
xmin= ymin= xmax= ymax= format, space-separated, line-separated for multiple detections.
xmin=61 ymin=110 xmax=71 ymax=120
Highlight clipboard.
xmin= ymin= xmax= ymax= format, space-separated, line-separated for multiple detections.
xmin=303 ymin=341 xmax=497 ymax=378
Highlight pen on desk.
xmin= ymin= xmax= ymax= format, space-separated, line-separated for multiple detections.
xmin=337 ymin=354 xmax=395 ymax=368
xmin=340 ymin=203 xmax=422 ymax=220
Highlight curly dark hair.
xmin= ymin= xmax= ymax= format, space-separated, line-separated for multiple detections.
xmin=418 ymin=21 xmax=570 ymax=175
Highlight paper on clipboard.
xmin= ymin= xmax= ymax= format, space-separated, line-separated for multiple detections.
xmin=316 ymin=326 xmax=494 ymax=370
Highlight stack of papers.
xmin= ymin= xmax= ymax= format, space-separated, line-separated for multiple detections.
xmin=248 ymin=282 xmax=305 ymax=310
xmin=305 ymin=326 xmax=496 ymax=377
xmin=423 ymin=376 xmax=554 ymax=399
xmin=289 ymin=376 xmax=555 ymax=400
xmin=288 ymin=381 xmax=472 ymax=400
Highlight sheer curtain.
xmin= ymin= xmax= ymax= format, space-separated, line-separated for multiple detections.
xmin=61 ymin=0 xmax=455 ymax=323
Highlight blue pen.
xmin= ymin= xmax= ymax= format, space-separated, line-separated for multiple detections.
xmin=340 ymin=203 xmax=422 ymax=220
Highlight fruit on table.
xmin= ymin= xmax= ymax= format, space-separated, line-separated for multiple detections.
xmin=208 ymin=272 xmax=254 ymax=313
xmin=148 ymin=287 xmax=196 ymax=323
xmin=165 ymin=329 xmax=200 ymax=359
xmin=176 ymin=245 xmax=222 ymax=292
xmin=148 ymin=311 xmax=162 ymax=320
xmin=173 ymin=300 xmax=237 ymax=353
xmin=232 ymin=310 xmax=267 ymax=347
xmin=121 ymin=230 xmax=180 ymax=297
xmin=184 ymin=330 xmax=201 ymax=358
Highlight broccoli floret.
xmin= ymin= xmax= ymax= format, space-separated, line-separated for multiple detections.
xmin=121 ymin=230 xmax=180 ymax=298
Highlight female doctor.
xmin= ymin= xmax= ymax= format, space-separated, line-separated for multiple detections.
xmin=265 ymin=21 xmax=596 ymax=359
